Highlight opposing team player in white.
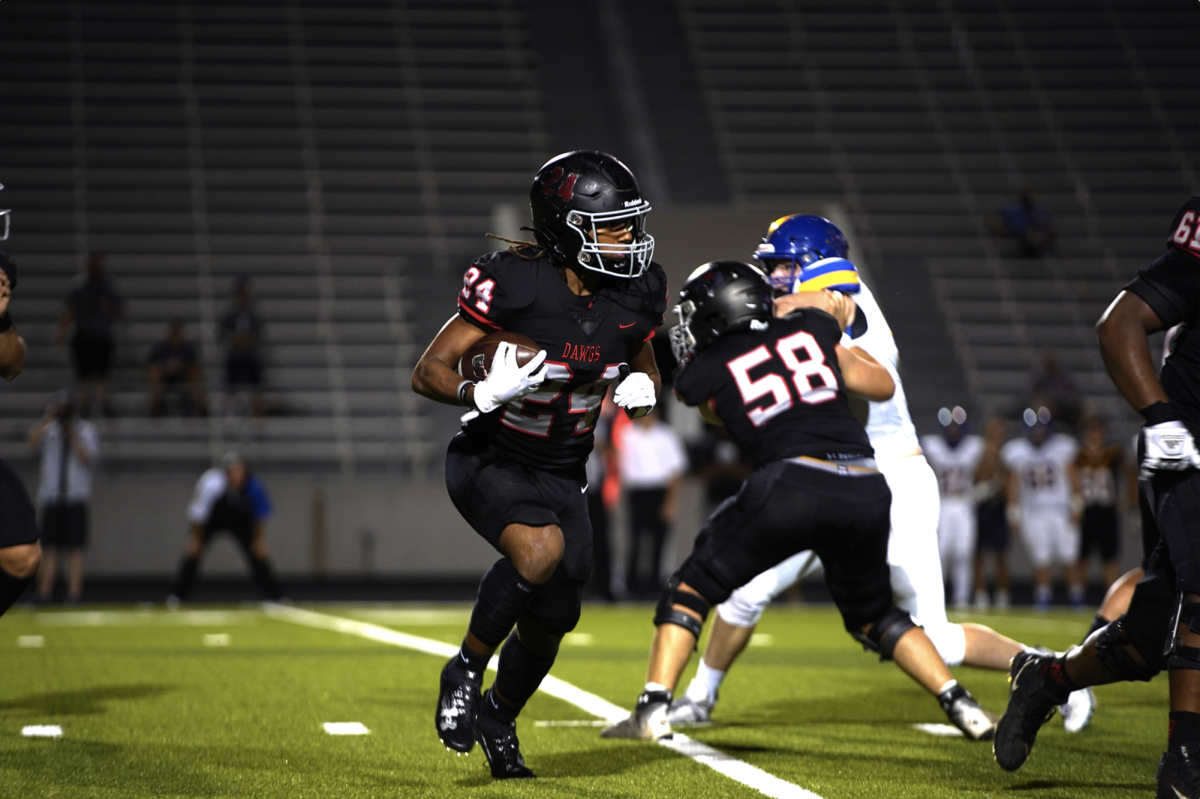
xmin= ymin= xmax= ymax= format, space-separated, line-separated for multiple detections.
xmin=1002 ymin=408 xmax=1085 ymax=609
xmin=668 ymin=215 xmax=1094 ymax=735
xmin=923 ymin=406 xmax=986 ymax=610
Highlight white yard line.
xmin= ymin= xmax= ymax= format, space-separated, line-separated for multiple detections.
xmin=37 ymin=610 xmax=257 ymax=627
xmin=264 ymin=603 xmax=825 ymax=799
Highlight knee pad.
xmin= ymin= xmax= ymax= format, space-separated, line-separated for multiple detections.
xmin=1168 ymin=597 xmax=1200 ymax=673
xmin=469 ymin=558 xmax=536 ymax=648
xmin=1095 ymin=615 xmax=1162 ymax=681
xmin=922 ymin=621 xmax=967 ymax=667
xmin=852 ymin=605 xmax=919 ymax=662
xmin=654 ymin=577 xmax=710 ymax=640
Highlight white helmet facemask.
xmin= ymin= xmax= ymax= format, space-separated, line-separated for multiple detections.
xmin=565 ymin=201 xmax=654 ymax=278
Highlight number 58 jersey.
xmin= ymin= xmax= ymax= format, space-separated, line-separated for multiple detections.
xmin=673 ymin=309 xmax=873 ymax=468
xmin=455 ymin=249 xmax=668 ymax=472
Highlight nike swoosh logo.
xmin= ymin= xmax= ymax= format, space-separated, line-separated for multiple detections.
xmin=619 ymin=322 xmax=636 ymax=329
xmin=1011 ymin=658 xmax=1035 ymax=694
xmin=581 ymin=484 xmax=588 ymax=494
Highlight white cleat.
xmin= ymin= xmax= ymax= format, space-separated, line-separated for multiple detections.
xmin=1060 ymin=687 xmax=1096 ymax=733
xmin=601 ymin=694 xmax=673 ymax=741
xmin=667 ymin=696 xmax=713 ymax=727
xmin=939 ymin=684 xmax=997 ymax=741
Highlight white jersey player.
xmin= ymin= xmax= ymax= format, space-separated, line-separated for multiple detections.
xmin=669 ymin=214 xmax=1095 ymax=735
xmin=922 ymin=408 xmax=985 ymax=610
xmin=1001 ymin=411 xmax=1083 ymax=607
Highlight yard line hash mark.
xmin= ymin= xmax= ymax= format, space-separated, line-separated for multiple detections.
xmin=22 ymin=725 xmax=62 ymax=738
xmin=265 ymin=603 xmax=825 ymax=799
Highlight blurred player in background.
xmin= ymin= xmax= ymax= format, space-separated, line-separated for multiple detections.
xmin=603 ymin=260 xmax=997 ymax=742
xmin=1002 ymin=408 xmax=1083 ymax=607
xmin=973 ymin=418 xmax=1013 ymax=609
xmin=1074 ymin=416 xmax=1136 ymax=591
xmin=668 ymin=215 xmax=1093 ymax=735
xmin=0 ymin=247 xmax=41 ymax=619
xmin=29 ymin=392 xmax=99 ymax=604
xmin=411 ymin=151 xmax=666 ymax=779
xmin=168 ymin=452 xmax=283 ymax=604
xmin=993 ymin=196 xmax=1200 ymax=797
xmin=922 ymin=406 xmax=985 ymax=610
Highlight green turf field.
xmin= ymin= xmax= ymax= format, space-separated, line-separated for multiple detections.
xmin=0 ymin=603 xmax=1166 ymax=798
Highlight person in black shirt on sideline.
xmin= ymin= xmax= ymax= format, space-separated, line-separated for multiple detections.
xmin=412 ymin=151 xmax=666 ymax=779
xmin=602 ymin=261 xmax=996 ymax=742
xmin=0 ymin=250 xmax=42 ymax=617
xmin=992 ymin=196 xmax=1200 ymax=797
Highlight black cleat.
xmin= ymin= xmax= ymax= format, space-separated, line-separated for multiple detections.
xmin=993 ymin=652 xmax=1068 ymax=771
xmin=1158 ymin=745 xmax=1200 ymax=799
xmin=475 ymin=691 xmax=535 ymax=779
xmin=436 ymin=654 xmax=482 ymax=754
xmin=938 ymin=683 xmax=997 ymax=741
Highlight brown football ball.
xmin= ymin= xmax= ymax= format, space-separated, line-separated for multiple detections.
xmin=459 ymin=331 xmax=543 ymax=380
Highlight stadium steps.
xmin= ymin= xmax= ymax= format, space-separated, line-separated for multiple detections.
xmin=675 ymin=0 xmax=1195 ymax=433
xmin=0 ymin=0 xmax=548 ymax=470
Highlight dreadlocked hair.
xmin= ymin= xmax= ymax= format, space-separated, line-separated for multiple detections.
xmin=485 ymin=233 xmax=545 ymax=261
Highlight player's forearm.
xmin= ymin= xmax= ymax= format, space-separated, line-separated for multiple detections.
xmin=837 ymin=346 xmax=894 ymax=401
xmin=1096 ymin=293 xmax=1169 ymax=414
xmin=0 ymin=329 xmax=25 ymax=380
xmin=412 ymin=354 xmax=470 ymax=405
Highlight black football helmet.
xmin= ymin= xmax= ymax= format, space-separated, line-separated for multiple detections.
xmin=527 ymin=150 xmax=654 ymax=279
xmin=670 ymin=261 xmax=774 ymax=364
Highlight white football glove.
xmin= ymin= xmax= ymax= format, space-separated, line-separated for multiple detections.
xmin=470 ymin=341 xmax=548 ymax=415
xmin=613 ymin=370 xmax=656 ymax=419
xmin=1141 ymin=421 xmax=1200 ymax=479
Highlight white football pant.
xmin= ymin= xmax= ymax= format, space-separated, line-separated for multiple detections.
xmin=1020 ymin=507 xmax=1080 ymax=569
xmin=716 ymin=455 xmax=967 ymax=666
xmin=938 ymin=499 xmax=976 ymax=608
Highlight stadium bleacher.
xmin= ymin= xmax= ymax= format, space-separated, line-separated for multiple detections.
xmin=0 ymin=0 xmax=1194 ymax=470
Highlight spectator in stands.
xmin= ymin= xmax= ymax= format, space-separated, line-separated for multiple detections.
xmin=221 ymin=277 xmax=265 ymax=417
xmin=1074 ymin=416 xmax=1136 ymax=591
xmin=1031 ymin=350 xmax=1083 ymax=432
xmin=973 ymin=418 xmax=1012 ymax=609
xmin=146 ymin=320 xmax=207 ymax=417
xmin=617 ymin=406 xmax=687 ymax=598
xmin=989 ymin=188 xmax=1058 ymax=258
xmin=54 ymin=252 xmax=124 ymax=417
xmin=168 ymin=452 xmax=283 ymax=604
xmin=28 ymin=392 xmax=99 ymax=604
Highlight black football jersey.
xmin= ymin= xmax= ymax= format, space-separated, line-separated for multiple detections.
xmin=1126 ymin=196 xmax=1200 ymax=438
xmin=673 ymin=310 xmax=873 ymax=468
xmin=456 ymin=249 xmax=668 ymax=471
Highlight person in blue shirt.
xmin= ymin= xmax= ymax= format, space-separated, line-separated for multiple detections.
xmin=168 ymin=452 xmax=283 ymax=603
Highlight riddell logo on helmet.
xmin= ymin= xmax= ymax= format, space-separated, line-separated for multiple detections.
xmin=623 ymin=199 xmax=643 ymax=207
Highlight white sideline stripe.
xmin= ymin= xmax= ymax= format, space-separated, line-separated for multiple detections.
xmin=324 ymin=722 xmax=370 ymax=735
xmin=17 ymin=635 xmax=44 ymax=648
xmin=912 ymin=723 xmax=964 ymax=737
xmin=264 ymin=603 xmax=825 ymax=799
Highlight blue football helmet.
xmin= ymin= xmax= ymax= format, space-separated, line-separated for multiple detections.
xmin=752 ymin=214 xmax=858 ymax=295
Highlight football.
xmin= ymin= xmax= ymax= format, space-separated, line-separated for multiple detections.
xmin=458 ymin=330 xmax=542 ymax=380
